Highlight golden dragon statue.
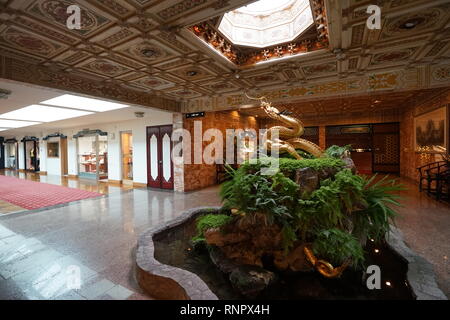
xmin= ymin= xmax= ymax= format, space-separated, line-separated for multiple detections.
xmin=244 ymin=93 xmax=351 ymax=278
xmin=245 ymin=93 xmax=324 ymax=159
xmin=304 ymin=245 xmax=350 ymax=278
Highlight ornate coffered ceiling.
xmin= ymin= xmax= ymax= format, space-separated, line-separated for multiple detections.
xmin=0 ymin=0 xmax=449 ymax=115
xmin=239 ymin=87 xmax=450 ymax=122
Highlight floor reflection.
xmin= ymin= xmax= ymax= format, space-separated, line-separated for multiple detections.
xmin=0 ymin=186 xmax=221 ymax=300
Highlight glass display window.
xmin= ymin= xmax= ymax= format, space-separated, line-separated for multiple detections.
xmin=121 ymin=132 xmax=133 ymax=182
xmin=98 ymin=135 xmax=108 ymax=179
xmin=23 ymin=138 xmax=39 ymax=172
xmin=6 ymin=142 xmax=17 ymax=169
xmin=76 ymin=131 xmax=108 ymax=180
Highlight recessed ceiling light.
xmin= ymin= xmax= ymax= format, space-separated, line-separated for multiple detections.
xmin=0 ymin=119 xmax=41 ymax=128
xmin=186 ymin=70 xmax=198 ymax=77
xmin=400 ymin=18 xmax=423 ymax=30
xmin=0 ymin=105 xmax=93 ymax=122
xmin=141 ymin=49 xmax=158 ymax=57
xmin=41 ymin=94 xmax=130 ymax=112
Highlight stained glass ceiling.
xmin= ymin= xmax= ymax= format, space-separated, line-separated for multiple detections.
xmin=218 ymin=0 xmax=314 ymax=48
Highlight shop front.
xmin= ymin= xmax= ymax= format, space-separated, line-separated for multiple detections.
xmin=22 ymin=136 xmax=40 ymax=172
xmin=4 ymin=138 xmax=18 ymax=170
xmin=74 ymin=129 xmax=108 ymax=180
xmin=43 ymin=133 xmax=68 ymax=176
xmin=121 ymin=131 xmax=133 ymax=185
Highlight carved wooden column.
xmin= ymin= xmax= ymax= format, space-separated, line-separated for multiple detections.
xmin=319 ymin=126 xmax=326 ymax=150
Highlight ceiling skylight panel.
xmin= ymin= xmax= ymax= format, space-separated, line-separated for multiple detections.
xmin=218 ymin=0 xmax=313 ymax=48
xmin=41 ymin=94 xmax=130 ymax=112
xmin=0 ymin=119 xmax=41 ymax=128
xmin=0 ymin=105 xmax=93 ymax=122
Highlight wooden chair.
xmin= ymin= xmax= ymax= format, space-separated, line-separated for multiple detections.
xmin=432 ymin=168 xmax=450 ymax=201
xmin=424 ymin=162 xmax=448 ymax=196
xmin=417 ymin=161 xmax=446 ymax=192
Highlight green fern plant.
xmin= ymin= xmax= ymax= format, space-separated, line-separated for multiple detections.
xmin=192 ymin=214 xmax=234 ymax=245
xmin=296 ymin=169 xmax=365 ymax=238
xmin=312 ymin=228 xmax=364 ymax=268
xmin=352 ymin=175 xmax=405 ymax=242
xmin=325 ymin=145 xmax=352 ymax=158
xmin=217 ymin=156 xmax=405 ymax=267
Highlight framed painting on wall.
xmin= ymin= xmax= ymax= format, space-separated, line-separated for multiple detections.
xmin=47 ymin=142 xmax=59 ymax=158
xmin=414 ymin=105 xmax=448 ymax=153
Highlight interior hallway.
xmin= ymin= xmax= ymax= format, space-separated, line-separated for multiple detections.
xmin=0 ymin=177 xmax=448 ymax=300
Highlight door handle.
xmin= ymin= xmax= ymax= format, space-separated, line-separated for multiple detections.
xmin=159 ymin=160 xmax=163 ymax=164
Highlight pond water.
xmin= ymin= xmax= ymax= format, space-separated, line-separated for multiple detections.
xmin=154 ymin=215 xmax=415 ymax=300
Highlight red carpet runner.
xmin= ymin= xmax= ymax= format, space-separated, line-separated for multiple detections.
xmin=0 ymin=176 xmax=103 ymax=210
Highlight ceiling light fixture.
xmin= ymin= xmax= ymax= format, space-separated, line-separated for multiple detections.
xmin=240 ymin=104 xmax=256 ymax=110
xmin=41 ymin=94 xmax=130 ymax=112
xmin=0 ymin=119 xmax=41 ymax=128
xmin=141 ymin=49 xmax=158 ymax=57
xmin=186 ymin=70 xmax=198 ymax=77
xmin=0 ymin=105 xmax=93 ymax=122
xmin=400 ymin=18 xmax=423 ymax=30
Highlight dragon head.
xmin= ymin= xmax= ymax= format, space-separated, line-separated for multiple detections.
xmin=260 ymin=100 xmax=281 ymax=117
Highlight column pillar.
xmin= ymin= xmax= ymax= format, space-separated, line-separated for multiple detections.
xmin=173 ymin=113 xmax=185 ymax=192
xmin=319 ymin=125 xmax=326 ymax=150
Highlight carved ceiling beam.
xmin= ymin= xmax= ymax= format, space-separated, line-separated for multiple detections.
xmin=0 ymin=55 xmax=181 ymax=113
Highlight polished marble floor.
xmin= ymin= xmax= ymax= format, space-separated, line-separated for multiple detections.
xmin=0 ymin=186 xmax=221 ymax=300
xmin=394 ymin=179 xmax=450 ymax=298
xmin=0 ymin=177 xmax=448 ymax=300
xmin=0 ymin=170 xmax=135 ymax=194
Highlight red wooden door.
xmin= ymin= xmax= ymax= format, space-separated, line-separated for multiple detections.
xmin=147 ymin=125 xmax=174 ymax=189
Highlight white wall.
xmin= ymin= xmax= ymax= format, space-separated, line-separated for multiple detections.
xmin=39 ymin=140 xmax=47 ymax=172
xmin=18 ymin=142 xmax=25 ymax=170
xmin=43 ymin=138 xmax=61 ymax=175
xmin=46 ymin=158 xmax=61 ymax=175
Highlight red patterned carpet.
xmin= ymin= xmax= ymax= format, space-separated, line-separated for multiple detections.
xmin=0 ymin=176 xmax=103 ymax=210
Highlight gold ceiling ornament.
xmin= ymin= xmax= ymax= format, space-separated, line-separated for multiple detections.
xmin=245 ymin=92 xmax=324 ymax=159
xmin=303 ymin=245 xmax=350 ymax=278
